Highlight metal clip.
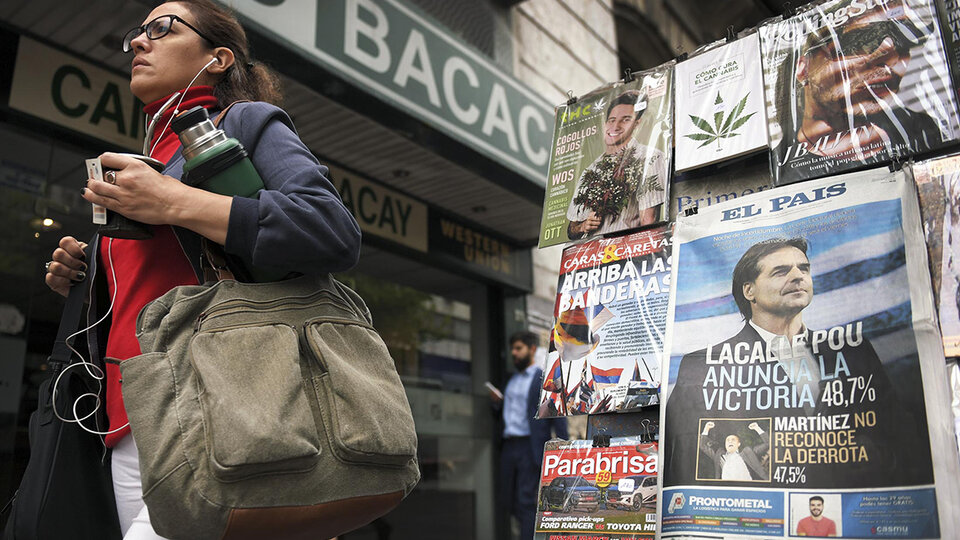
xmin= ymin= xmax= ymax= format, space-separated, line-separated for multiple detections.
xmin=566 ymin=90 xmax=577 ymax=106
xmin=623 ymin=68 xmax=635 ymax=83
xmin=684 ymin=205 xmax=699 ymax=217
xmin=726 ymin=25 xmax=737 ymax=43
xmin=592 ymin=433 xmax=611 ymax=448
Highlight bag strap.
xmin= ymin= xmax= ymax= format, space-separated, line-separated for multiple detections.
xmin=213 ymin=100 xmax=250 ymax=129
xmin=48 ymin=239 xmax=98 ymax=371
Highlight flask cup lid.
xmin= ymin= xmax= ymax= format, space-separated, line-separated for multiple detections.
xmin=171 ymin=106 xmax=210 ymax=135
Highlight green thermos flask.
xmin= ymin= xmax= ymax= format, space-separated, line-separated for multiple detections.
xmin=171 ymin=106 xmax=285 ymax=282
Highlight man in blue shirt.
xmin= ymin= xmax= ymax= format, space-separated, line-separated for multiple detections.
xmin=492 ymin=331 xmax=568 ymax=540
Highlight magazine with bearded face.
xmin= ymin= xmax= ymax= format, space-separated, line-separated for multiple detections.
xmin=759 ymin=0 xmax=960 ymax=185
xmin=537 ymin=65 xmax=673 ymax=248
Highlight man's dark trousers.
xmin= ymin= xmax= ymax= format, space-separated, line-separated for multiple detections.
xmin=500 ymin=436 xmax=537 ymax=540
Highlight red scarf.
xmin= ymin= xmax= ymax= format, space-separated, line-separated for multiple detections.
xmin=143 ymin=85 xmax=218 ymax=162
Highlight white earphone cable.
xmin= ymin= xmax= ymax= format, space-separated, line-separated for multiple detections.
xmin=52 ymin=238 xmax=130 ymax=436
xmin=148 ymin=57 xmax=219 ymax=158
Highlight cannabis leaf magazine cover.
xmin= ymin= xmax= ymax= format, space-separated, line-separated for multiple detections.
xmin=675 ymin=33 xmax=768 ymax=172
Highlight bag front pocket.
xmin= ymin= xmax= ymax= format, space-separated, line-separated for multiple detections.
xmin=190 ymin=324 xmax=320 ymax=481
xmin=306 ymin=320 xmax=418 ymax=467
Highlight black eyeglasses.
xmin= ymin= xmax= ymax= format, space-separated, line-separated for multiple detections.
xmin=122 ymin=14 xmax=215 ymax=53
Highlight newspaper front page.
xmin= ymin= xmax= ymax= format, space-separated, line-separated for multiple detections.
xmin=660 ymin=167 xmax=960 ymax=538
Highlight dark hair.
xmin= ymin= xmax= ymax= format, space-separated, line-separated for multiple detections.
xmin=509 ymin=331 xmax=539 ymax=349
xmin=169 ymin=0 xmax=283 ymax=106
xmin=731 ymin=237 xmax=809 ymax=320
xmin=605 ymin=90 xmax=643 ymax=121
xmin=809 ymin=495 xmax=824 ymax=504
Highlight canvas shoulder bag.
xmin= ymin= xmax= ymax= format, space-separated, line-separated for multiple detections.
xmin=117 ymin=104 xmax=419 ymax=540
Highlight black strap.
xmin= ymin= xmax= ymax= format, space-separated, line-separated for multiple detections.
xmin=47 ymin=239 xmax=97 ymax=371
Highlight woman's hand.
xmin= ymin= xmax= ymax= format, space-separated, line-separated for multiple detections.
xmin=82 ymin=152 xmax=233 ymax=244
xmin=45 ymin=236 xmax=88 ymax=297
xmin=81 ymin=152 xmax=189 ymax=226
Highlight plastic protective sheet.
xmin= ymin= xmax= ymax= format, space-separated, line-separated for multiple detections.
xmin=913 ymin=153 xmax=960 ymax=355
xmin=534 ymin=437 xmax=658 ymax=539
xmin=538 ymin=64 xmax=673 ymax=247
xmin=536 ymin=226 xmax=671 ymax=418
xmin=675 ymin=33 xmax=769 ymax=172
xmin=759 ymin=0 xmax=960 ymax=185
xmin=660 ymin=167 xmax=960 ymax=538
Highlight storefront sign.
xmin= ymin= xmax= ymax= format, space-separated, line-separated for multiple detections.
xmin=8 ymin=37 xmax=143 ymax=152
xmin=327 ymin=163 xmax=428 ymax=252
xmin=429 ymin=214 xmax=531 ymax=290
xmin=234 ymin=0 xmax=553 ymax=184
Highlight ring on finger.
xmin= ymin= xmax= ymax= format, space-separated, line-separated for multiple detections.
xmin=44 ymin=261 xmax=52 ymax=272
xmin=104 ymin=170 xmax=117 ymax=185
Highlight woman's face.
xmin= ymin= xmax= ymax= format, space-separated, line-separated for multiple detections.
xmin=129 ymin=2 xmax=218 ymax=103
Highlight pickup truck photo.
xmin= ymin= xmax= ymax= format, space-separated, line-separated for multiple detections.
xmin=538 ymin=475 xmax=601 ymax=513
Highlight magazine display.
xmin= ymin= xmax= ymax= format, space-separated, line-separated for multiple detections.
xmin=675 ymin=34 xmax=768 ymax=172
xmin=759 ymin=0 xmax=960 ymax=185
xmin=660 ymin=168 xmax=960 ymax=538
xmin=535 ymin=437 xmax=658 ymax=539
xmin=935 ymin=0 xmax=960 ymax=104
xmin=537 ymin=226 xmax=671 ymax=418
xmin=914 ymin=154 xmax=960 ymax=356
xmin=538 ymin=66 xmax=673 ymax=248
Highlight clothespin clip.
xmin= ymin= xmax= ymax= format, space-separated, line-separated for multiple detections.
xmin=623 ymin=68 xmax=635 ymax=83
xmin=566 ymin=90 xmax=577 ymax=106
xmin=592 ymin=433 xmax=611 ymax=448
xmin=684 ymin=205 xmax=699 ymax=217
xmin=783 ymin=2 xmax=795 ymax=17
xmin=726 ymin=26 xmax=737 ymax=43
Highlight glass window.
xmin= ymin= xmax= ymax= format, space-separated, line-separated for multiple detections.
xmin=338 ymin=246 xmax=494 ymax=540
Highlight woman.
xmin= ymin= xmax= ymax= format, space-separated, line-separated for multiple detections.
xmin=43 ymin=1 xmax=361 ymax=537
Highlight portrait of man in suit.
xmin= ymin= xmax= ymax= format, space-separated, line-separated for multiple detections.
xmin=664 ymin=237 xmax=929 ymax=488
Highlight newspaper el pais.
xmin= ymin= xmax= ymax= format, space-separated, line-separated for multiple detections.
xmin=660 ymin=167 xmax=960 ymax=538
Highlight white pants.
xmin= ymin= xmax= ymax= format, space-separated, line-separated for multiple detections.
xmin=111 ymin=435 xmax=168 ymax=539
